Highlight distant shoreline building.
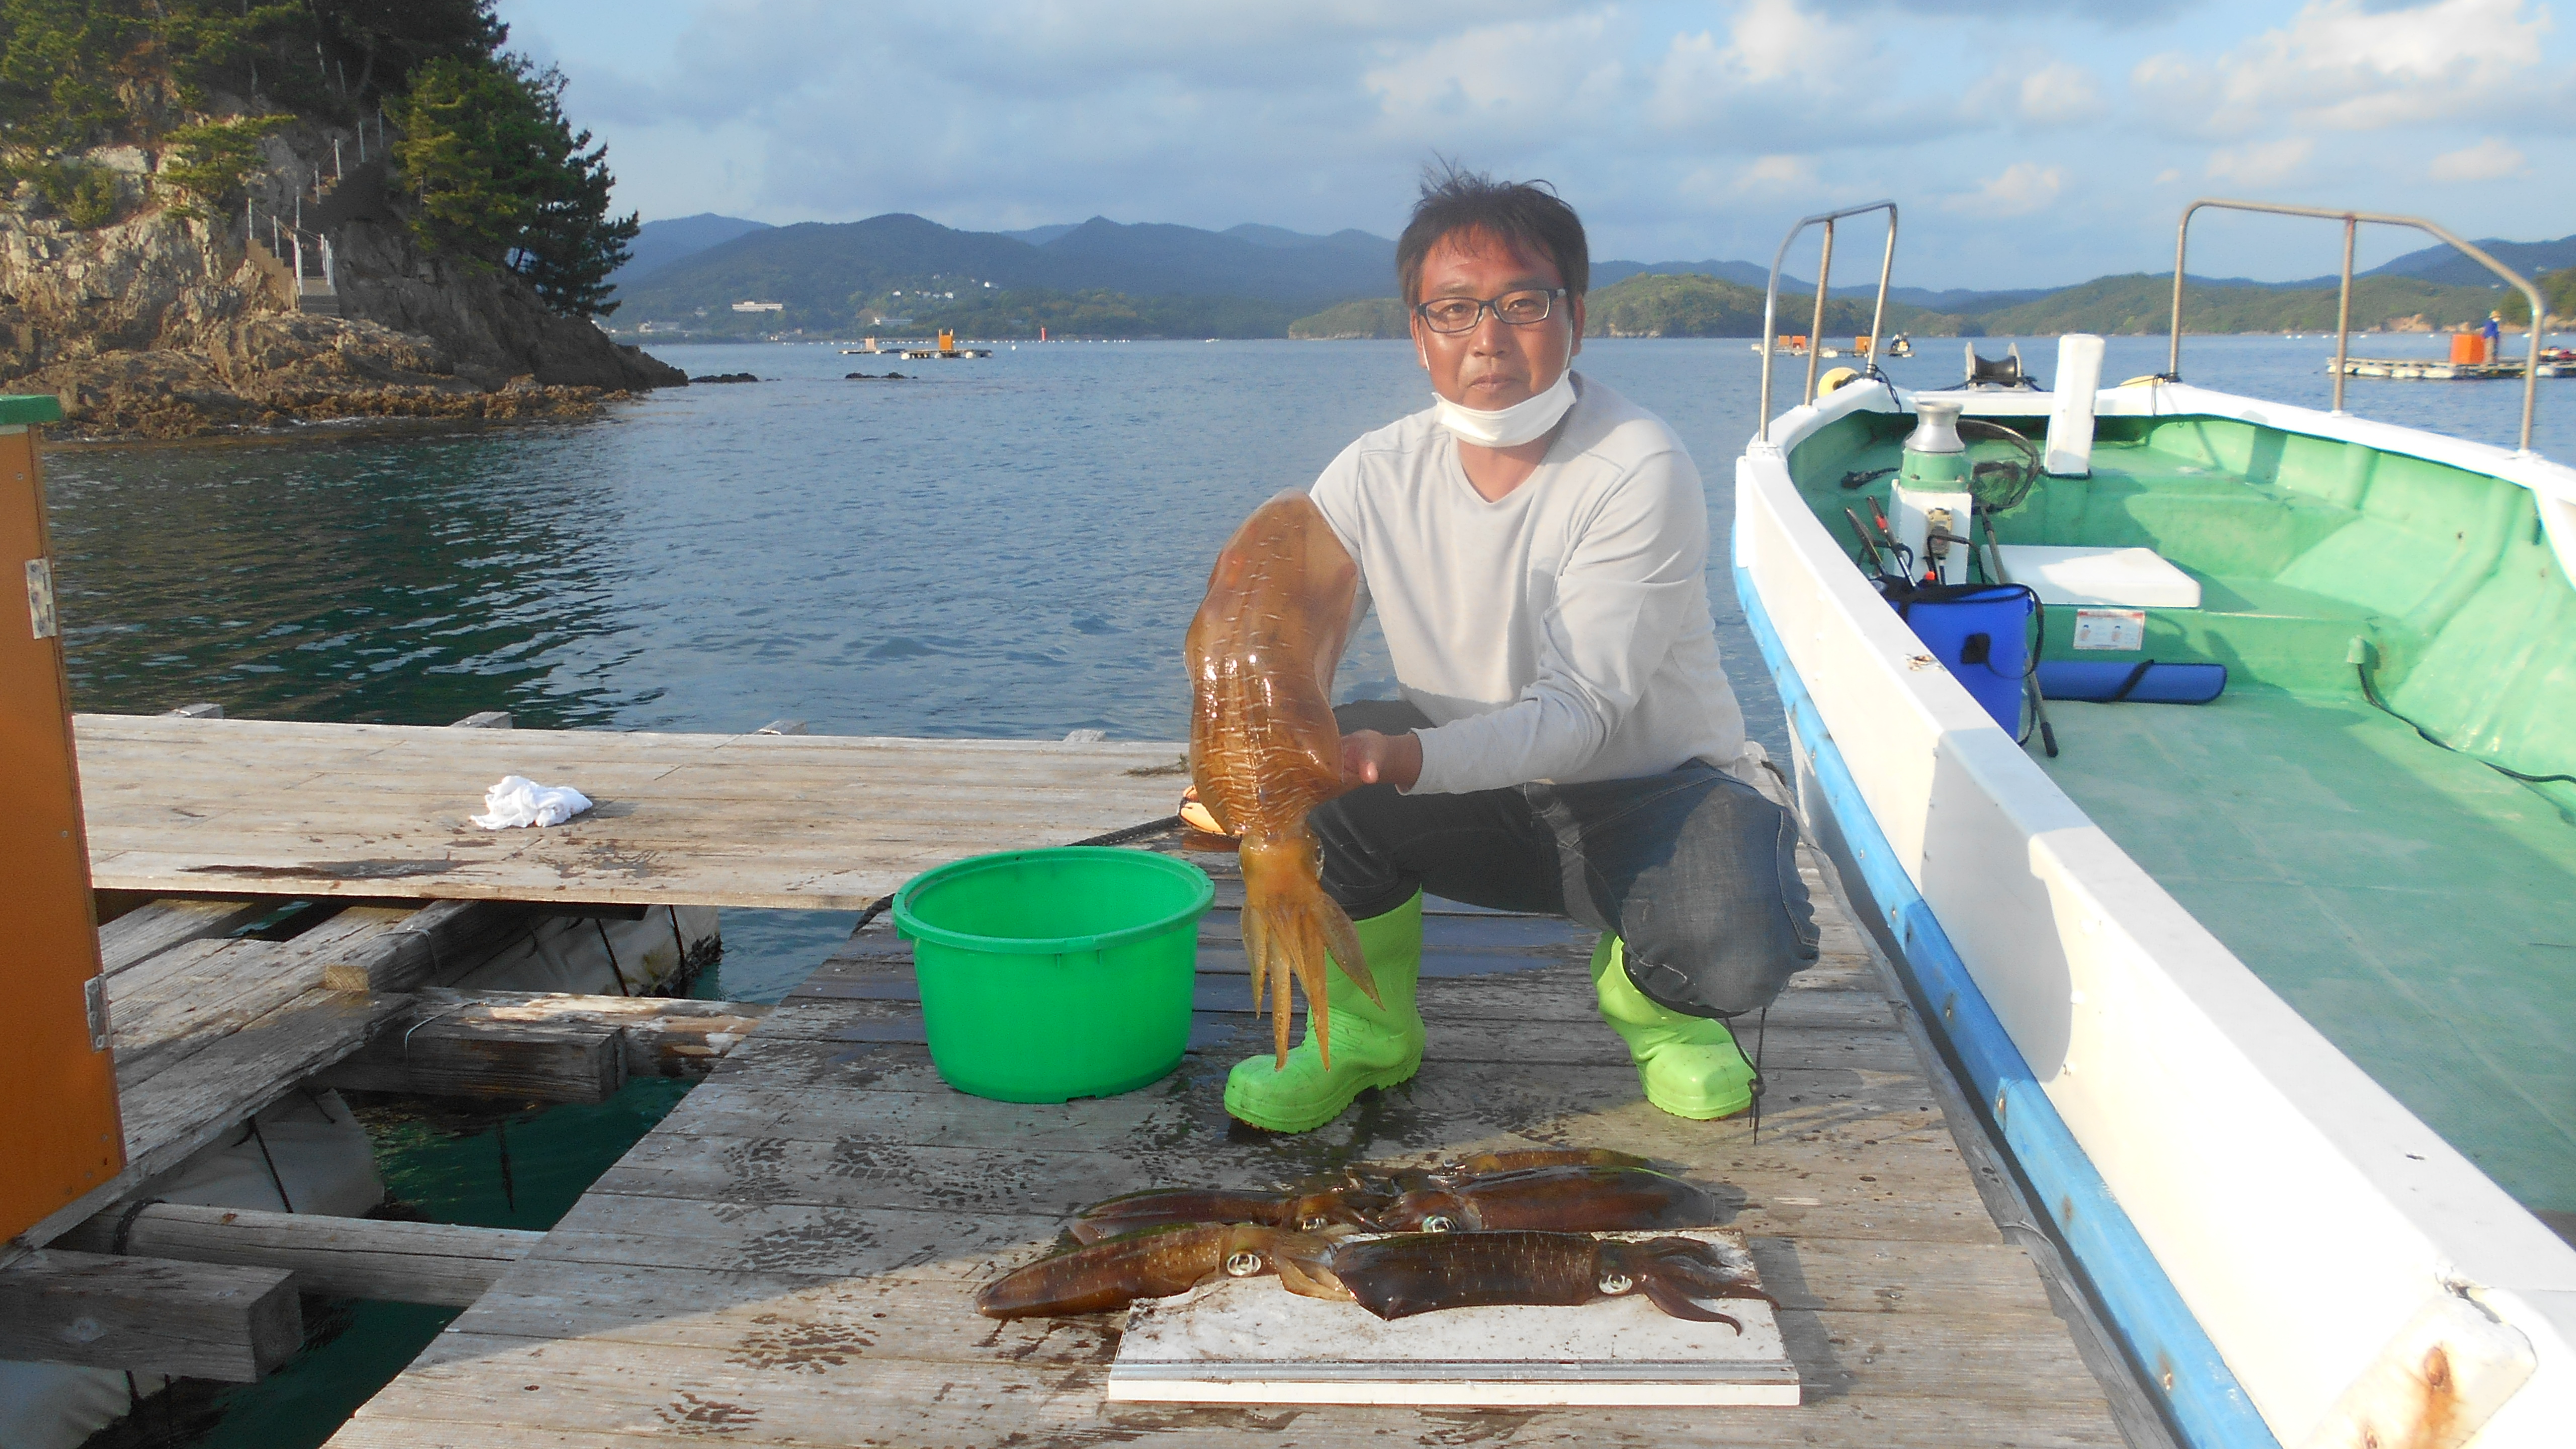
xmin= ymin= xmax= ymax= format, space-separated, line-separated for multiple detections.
xmin=732 ymin=301 xmax=785 ymax=313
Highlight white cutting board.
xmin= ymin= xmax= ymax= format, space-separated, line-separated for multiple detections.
xmin=1106 ymin=1229 xmax=1798 ymax=1407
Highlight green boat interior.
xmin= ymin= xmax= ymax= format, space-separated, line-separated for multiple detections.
xmin=1786 ymin=407 xmax=2576 ymax=1230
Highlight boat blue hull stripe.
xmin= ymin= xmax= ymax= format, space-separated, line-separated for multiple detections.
xmin=1734 ymin=562 xmax=2279 ymax=1449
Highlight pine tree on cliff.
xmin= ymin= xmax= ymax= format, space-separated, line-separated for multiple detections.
xmin=392 ymin=54 xmax=636 ymax=319
xmin=0 ymin=1 xmax=633 ymax=318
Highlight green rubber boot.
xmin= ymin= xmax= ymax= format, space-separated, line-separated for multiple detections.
xmin=1224 ymin=892 xmax=1425 ymax=1133
xmin=1591 ymin=935 xmax=1755 ymax=1120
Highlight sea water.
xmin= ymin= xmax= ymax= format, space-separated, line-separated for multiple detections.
xmin=36 ymin=332 xmax=2575 ymax=1446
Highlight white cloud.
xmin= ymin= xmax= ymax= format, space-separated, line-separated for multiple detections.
xmin=1648 ymin=0 xmax=1877 ymax=125
xmin=2019 ymin=62 xmax=2108 ymax=126
xmin=1946 ymin=162 xmax=2065 ymax=215
xmin=2134 ymin=0 xmax=2553 ymax=136
xmin=2428 ymin=136 xmax=2527 ymax=180
xmin=1741 ymin=154 xmax=1819 ymax=190
xmin=1361 ymin=13 xmax=1628 ymax=142
xmin=2206 ymin=136 xmax=2317 ymax=186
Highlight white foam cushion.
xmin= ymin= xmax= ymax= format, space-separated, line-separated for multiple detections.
xmin=1993 ymin=545 xmax=2202 ymax=609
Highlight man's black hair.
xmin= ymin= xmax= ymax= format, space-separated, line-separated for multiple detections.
xmin=1396 ymin=163 xmax=1589 ymax=308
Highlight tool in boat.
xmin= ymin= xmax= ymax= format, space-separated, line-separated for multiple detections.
xmin=1979 ymin=514 xmax=2058 ymax=758
xmin=1865 ymin=498 xmax=1915 ymax=581
xmin=1843 ymin=508 xmax=1890 ymax=579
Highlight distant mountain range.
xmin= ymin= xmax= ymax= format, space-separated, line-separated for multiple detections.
xmin=604 ymin=211 xmax=2575 ymax=338
xmin=613 ymin=214 xmax=1400 ymax=334
xmin=612 ymin=213 xmax=775 ymax=286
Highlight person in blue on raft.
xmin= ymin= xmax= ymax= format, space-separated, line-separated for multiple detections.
xmin=1218 ymin=167 xmax=1820 ymax=1134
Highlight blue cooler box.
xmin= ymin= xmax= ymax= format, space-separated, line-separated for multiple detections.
xmin=1883 ymin=583 xmax=2036 ymax=734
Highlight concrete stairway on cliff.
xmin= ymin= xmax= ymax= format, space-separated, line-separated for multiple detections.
xmin=265 ymin=159 xmax=387 ymax=317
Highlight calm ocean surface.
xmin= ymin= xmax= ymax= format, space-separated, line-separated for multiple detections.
xmin=36 ymin=331 xmax=2574 ymax=1447
xmin=50 ymin=332 xmax=2574 ymax=735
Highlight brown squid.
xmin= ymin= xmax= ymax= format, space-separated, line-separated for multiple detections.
xmin=1375 ymin=1164 xmax=1718 ymax=1235
xmin=1067 ymin=1156 xmax=1709 ymax=1242
xmin=1277 ymin=1231 xmax=1776 ymax=1329
xmin=1186 ymin=490 xmax=1377 ymax=1067
xmin=1065 ymin=1186 xmax=1388 ymax=1245
xmin=974 ymin=1222 xmax=1331 ymax=1319
xmin=1308 ymin=1147 xmax=1658 ymax=1198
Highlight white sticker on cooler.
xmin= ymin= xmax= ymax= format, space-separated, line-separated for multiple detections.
xmin=2071 ymin=608 xmax=2145 ymax=651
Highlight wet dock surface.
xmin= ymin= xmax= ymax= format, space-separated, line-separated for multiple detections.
xmin=324 ymin=839 xmax=2131 ymax=1447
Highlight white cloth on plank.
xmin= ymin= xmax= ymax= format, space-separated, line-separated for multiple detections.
xmin=471 ymin=775 xmax=594 ymax=829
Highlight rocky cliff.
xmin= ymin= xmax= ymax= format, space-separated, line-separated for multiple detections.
xmin=0 ymin=139 xmax=683 ymax=439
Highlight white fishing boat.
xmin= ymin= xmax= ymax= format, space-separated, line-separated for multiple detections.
xmin=1732 ymin=198 xmax=2576 ymax=1447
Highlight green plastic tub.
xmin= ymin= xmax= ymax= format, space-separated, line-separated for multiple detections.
xmin=892 ymin=848 xmax=1214 ymax=1103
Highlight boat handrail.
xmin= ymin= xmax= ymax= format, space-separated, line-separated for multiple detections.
xmin=2169 ymin=198 xmax=2548 ymax=455
xmin=1758 ymin=200 xmax=1898 ymax=443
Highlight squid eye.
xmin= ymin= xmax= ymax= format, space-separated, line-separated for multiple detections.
xmin=1301 ymin=1216 xmax=1329 ymax=1231
xmin=1224 ymin=1251 xmax=1263 ymax=1277
xmin=1421 ymin=1215 xmax=1454 ymax=1233
xmin=1597 ymin=1271 xmax=1636 ymax=1295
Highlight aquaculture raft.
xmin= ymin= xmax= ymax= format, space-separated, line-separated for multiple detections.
xmin=2331 ymin=356 xmax=2576 ymax=380
xmin=320 ymin=838 xmax=2132 ymax=1447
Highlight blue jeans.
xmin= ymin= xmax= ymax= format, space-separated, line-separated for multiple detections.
xmin=1314 ymin=702 xmax=1820 ymax=1020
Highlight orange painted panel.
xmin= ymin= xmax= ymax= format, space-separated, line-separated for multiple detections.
xmin=0 ymin=423 xmax=125 ymax=1242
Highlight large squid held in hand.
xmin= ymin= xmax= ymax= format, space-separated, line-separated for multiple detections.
xmin=1186 ymin=490 xmax=1378 ymax=1068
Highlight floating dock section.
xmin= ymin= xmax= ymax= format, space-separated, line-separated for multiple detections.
xmin=19 ymin=715 xmax=2148 ymax=1445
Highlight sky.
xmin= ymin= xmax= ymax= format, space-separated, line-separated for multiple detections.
xmin=493 ymin=0 xmax=2575 ymax=291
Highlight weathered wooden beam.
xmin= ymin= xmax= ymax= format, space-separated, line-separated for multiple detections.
xmin=429 ymin=990 xmax=772 ymax=1079
xmin=0 ymin=1248 xmax=300 ymax=1381
xmin=54 ymin=1204 xmax=539 ymax=1309
xmin=313 ymin=898 xmax=547 ymax=995
xmin=324 ymin=1016 xmax=627 ymax=1103
xmin=318 ymin=990 xmax=768 ymax=1101
xmin=95 ymin=897 xmax=268 ymax=976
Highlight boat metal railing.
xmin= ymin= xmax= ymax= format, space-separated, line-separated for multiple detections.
xmin=1757 ymin=200 xmax=1898 ymax=443
xmin=2168 ymin=198 xmax=2548 ymax=455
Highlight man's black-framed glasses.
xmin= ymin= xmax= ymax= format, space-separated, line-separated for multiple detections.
xmin=1414 ymin=287 xmax=1569 ymax=335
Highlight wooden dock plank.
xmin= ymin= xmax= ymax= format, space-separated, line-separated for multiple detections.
xmin=327 ymin=842 xmax=2124 ymax=1447
xmin=342 ymin=1334 xmax=2122 ymax=1447
xmin=74 ymin=715 xmax=1189 ymax=910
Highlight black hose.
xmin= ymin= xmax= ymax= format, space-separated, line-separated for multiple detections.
xmin=2357 ymin=663 xmax=2574 ymax=786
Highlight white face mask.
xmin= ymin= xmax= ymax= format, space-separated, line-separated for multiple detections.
xmin=1432 ymin=366 xmax=1578 ymax=449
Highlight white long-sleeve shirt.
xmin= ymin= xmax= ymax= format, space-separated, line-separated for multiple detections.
xmin=1308 ymin=373 xmax=1749 ymax=796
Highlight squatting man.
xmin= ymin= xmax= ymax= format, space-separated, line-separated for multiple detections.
xmin=1215 ymin=168 xmax=1819 ymax=1134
